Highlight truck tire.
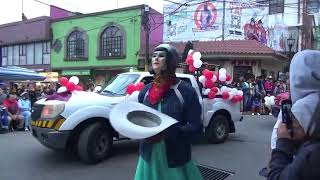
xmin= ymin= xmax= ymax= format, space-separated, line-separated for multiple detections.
xmin=77 ymin=122 xmax=113 ymax=164
xmin=205 ymin=114 xmax=230 ymax=144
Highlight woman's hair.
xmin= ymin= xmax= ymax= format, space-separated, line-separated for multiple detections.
xmin=149 ymin=44 xmax=180 ymax=75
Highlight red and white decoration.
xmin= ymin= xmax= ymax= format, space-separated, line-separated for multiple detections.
xmin=125 ymin=82 xmax=146 ymax=101
xmin=186 ymin=50 xmax=243 ymax=104
xmin=58 ymin=76 xmax=83 ymax=93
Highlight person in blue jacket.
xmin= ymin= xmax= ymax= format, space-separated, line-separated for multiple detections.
xmin=134 ymin=44 xmax=203 ymax=180
xmin=268 ymin=50 xmax=320 ymax=180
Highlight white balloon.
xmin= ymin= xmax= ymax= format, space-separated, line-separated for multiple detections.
xmin=204 ymin=88 xmax=211 ymax=95
xmin=69 ymin=76 xmax=79 ymax=85
xmin=221 ymin=86 xmax=228 ymax=93
xmin=236 ymin=90 xmax=244 ymax=96
xmin=127 ymin=91 xmax=139 ymax=102
xmin=193 ymin=60 xmax=203 ymax=68
xmin=57 ymin=86 xmax=67 ymax=93
xmin=188 ymin=49 xmax=194 ymax=55
xmin=94 ymin=86 xmax=102 ymax=93
xmin=231 ymin=88 xmax=238 ymax=96
xmin=211 ymin=75 xmax=217 ymax=82
xmin=199 ymin=75 xmax=206 ymax=84
xmin=228 ymin=93 xmax=234 ymax=100
xmin=192 ymin=52 xmax=201 ymax=61
xmin=219 ymin=68 xmax=227 ymax=75
xmin=216 ymin=88 xmax=221 ymax=95
xmin=219 ymin=74 xmax=227 ymax=82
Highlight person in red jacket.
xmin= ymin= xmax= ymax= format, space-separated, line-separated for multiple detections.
xmin=3 ymin=93 xmax=24 ymax=131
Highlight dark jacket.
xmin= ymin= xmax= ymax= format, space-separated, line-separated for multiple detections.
xmin=138 ymin=80 xmax=203 ymax=168
xmin=268 ymin=138 xmax=320 ymax=180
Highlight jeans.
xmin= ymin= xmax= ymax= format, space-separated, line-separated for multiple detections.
xmin=0 ymin=108 xmax=9 ymax=128
xmin=21 ymin=111 xmax=31 ymax=128
xmin=243 ymin=94 xmax=251 ymax=111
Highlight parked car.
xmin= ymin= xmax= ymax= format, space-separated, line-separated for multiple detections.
xmin=30 ymin=72 xmax=242 ymax=164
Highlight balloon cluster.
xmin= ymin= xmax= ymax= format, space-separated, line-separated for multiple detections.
xmin=185 ymin=50 xmax=243 ymax=103
xmin=185 ymin=50 xmax=203 ymax=73
xmin=125 ymin=82 xmax=145 ymax=102
xmin=58 ymin=76 xmax=83 ymax=93
xmin=126 ymin=82 xmax=145 ymax=95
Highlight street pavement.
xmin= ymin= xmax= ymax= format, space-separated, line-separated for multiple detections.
xmin=0 ymin=115 xmax=276 ymax=180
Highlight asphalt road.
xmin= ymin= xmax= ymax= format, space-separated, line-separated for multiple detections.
xmin=0 ymin=115 xmax=276 ymax=180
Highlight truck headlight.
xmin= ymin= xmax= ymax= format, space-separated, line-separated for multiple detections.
xmin=40 ymin=104 xmax=65 ymax=119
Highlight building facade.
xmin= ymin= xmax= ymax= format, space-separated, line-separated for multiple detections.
xmin=0 ymin=17 xmax=52 ymax=72
xmin=51 ymin=5 xmax=163 ymax=86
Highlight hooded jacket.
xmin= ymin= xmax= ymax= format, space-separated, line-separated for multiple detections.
xmin=268 ymin=50 xmax=320 ymax=180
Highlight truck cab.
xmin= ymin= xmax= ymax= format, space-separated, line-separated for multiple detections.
xmin=31 ymin=72 xmax=242 ymax=164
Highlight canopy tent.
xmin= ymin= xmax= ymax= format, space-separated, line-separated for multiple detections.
xmin=0 ymin=66 xmax=46 ymax=81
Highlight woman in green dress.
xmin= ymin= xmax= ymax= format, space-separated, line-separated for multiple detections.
xmin=134 ymin=44 xmax=203 ymax=180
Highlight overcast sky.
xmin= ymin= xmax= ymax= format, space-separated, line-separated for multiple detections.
xmin=0 ymin=0 xmax=164 ymax=25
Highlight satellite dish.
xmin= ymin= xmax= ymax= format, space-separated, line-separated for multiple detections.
xmin=52 ymin=39 xmax=62 ymax=53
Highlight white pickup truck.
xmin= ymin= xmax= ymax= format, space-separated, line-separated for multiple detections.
xmin=31 ymin=72 xmax=242 ymax=164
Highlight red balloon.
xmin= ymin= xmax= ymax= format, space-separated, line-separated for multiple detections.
xmin=186 ymin=57 xmax=193 ymax=65
xmin=189 ymin=65 xmax=196 ymax=73
xmin=222 ymin=92 xmax=230 ymax=100
xmin=208 ymin=91 xmax=216 ymax=99
xmin=204 ymin=80 xmax=214 ymax=88
xmin=211 ymin=87 xmax=219 ymax=93
xmin=135 ymin=82 xmax=145 ymax=91
xmin=59 ymin=77 xmax=69 ymax=86
xmin=203 ymin=69 xmax=213 ymax=79
xmin=66 ymin=82 xmax=75 ymax=91
xmin=226 ymin=74 xmax=232 ymax=81
xmin=126 ymin=84 xmax=136 ymax=95
xmin=231 ymin=95 xmax=240 ymax=103
xmin=74 ymin=85 xmax=83 ymax=91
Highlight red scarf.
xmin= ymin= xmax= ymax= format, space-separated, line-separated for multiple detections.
xmin=148 ymin=74 xmax=176 ymax=105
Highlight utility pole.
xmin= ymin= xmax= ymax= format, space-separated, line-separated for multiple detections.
xmin=143 ymin=5 xmax=150 ymax=72
xmin=222 ymin=0 xmax=226 ymax=40
xmin=301 ymin=0 xmax=307 ymax=50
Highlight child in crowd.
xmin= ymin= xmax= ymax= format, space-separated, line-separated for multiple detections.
xmin=251 ymin=96 xmax=261 ymax=115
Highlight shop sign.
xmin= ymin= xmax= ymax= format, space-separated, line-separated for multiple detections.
xmin=61 ymin=70 xmax=90 ymax=76
xmin=39 ymin=72 xmax=59 ymax=82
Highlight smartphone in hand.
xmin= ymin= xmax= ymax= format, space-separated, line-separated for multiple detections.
xmin=281 ymin=99 xmax=293 ymax=137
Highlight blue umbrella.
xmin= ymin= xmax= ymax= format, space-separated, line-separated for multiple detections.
xmin=0 ymin=66 xmax=46 ymax=81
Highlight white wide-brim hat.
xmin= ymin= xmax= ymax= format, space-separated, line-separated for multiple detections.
xmin=109 ymin=101 xmax=178 ymax=139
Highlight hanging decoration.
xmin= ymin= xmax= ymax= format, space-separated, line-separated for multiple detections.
xmin=125 ymin=82 xmax=146 ymax=102
xmin=57 ymin=76 xmax=83 ymax=93
xmin=185 ymin=49 xmax=244 ymax=104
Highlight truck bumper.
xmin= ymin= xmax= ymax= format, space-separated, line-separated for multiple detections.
xmin=31 ymin=126 xmax=71 ymax=150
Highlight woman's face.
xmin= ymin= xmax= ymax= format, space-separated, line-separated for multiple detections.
xmin=152 ymin=51 xmax=167 ymax=74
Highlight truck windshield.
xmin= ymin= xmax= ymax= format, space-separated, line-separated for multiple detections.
xmin=102 ymin=74 xmax=140 ymax=96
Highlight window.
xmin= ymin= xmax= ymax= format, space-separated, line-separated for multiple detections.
xmin=269 ymin=0 xmax=284 ymax=14
xmin=308 ymin=0 xmax=320 ymax=14
xmin=66 ymin=30 xmax=86 ymax=59
xmin=100 ymin=26 xmax=124 ymax=57
xmin=2 ymin=47 xmax=8 ymax=57
xmin=19 ymin=45 xmax=26 ymax=56
xmin=42 ymin=42 xmax=50 ymax=54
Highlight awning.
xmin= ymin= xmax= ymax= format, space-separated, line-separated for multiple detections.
xmin=0 ymin=66 xmax=46 ymax=81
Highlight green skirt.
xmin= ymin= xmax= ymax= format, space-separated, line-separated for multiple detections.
xmin=134 ymin=141 xmax=203 ymax=180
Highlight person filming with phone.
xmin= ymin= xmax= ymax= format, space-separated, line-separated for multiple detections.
xmin=267 ymin=50 xmax=320 ymax=180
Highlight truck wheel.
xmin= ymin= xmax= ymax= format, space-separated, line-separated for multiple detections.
xmin=205 ymin=114 xmax=230 ymax=144
xmin=77 ymin=122 xmax=113 ymax=164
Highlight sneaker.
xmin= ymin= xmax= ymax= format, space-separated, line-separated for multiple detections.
xmin=252 ymin=113 xmax=255 ymax=115
xmin=269 ymin=113 xmax=272 ymax=115
xmin=257 ymin=113 xmax=261 ymax=115
xmin=25 ymin=127 xmax=30 ymax=131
